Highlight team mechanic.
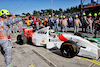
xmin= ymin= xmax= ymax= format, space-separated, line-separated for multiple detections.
xmin=0 ymin=9 xmax=21 ymax=67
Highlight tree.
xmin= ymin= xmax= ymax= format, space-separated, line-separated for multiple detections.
xmin=26 ymin=12 xmax=30 ymax=16
xmin=22 ymin=13 xmax=26 ymax=15
xmin=55 ymin=10 xmax=60 ymax=15
xmin=46 ymin=9 xmax=52 ymax=14
xmin=66 ymin=8 xmax=70 ymax=13
xmin=59 ymin=8 xmax=63 ymax=14
xmin=15 ymin=14 xmax=20 ymax=17
xmin=41 ymin=10 xmax=45 ymax=15
xmin=64 ymin=9 xmax=67 ymax=13
xmin=37 ymin=11 xmax=41 ymax=15
xmin=33 ymin=10 xmax=37 ymax=15
xmin=78 ymin=4 xmax=81 ymax=11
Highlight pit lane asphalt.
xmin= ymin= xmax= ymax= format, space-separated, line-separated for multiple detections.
xmin=0 ymin=27 xmax=100 ymax=67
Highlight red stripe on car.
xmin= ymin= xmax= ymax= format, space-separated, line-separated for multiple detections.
xmin=58 ymin=34 xmax=68 ymax=41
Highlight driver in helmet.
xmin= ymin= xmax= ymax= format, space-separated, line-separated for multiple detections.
xmin=0 ymin=9 xmax=21 ymax=67
xmin=49 ymin=29 xmax=55 ymax=37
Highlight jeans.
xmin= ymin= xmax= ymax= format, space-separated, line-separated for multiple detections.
xmin=82 ymin=23 xmax=87 ymax=32
xmin=50 ymin=25 xmax=53 ymax=29
xmin=87 ymin=25 xmax=92 ymax=33
xmin=62 ymin=25 xmax=67 ymax=32
xmin=54 ymin=23 xmax=59 ymax=32
xmin=74 ymin=26 xmax=79 ymax=33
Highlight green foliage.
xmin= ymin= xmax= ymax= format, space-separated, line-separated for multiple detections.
xmin=15 ymin=14 xmax=20 ymax=17
xmin=30 ymin=4 xmax=82 ymax=16
xmin=22 ymin=4 xmax=96 ymax=16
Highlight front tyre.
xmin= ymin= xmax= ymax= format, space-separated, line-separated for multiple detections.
xmin=60 ymin=40 xmax=79 ymax=58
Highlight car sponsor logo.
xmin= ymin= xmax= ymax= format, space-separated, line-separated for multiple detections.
xmin=42 ymin=40 xmax=45 ymax=43
xmin=49 ymin=39 xmax=60 ymax=42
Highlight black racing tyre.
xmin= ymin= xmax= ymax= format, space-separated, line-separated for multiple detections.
xmin=17 ymin=34 xmax=27 ymax=45
xmin=74 ymin=32 xmax=85 ymax=38
xmin=60 ymin=40 xmax=79 ymax=58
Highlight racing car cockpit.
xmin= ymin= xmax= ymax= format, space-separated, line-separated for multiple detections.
xmin=49 ymin=29 xmax=56 ymax=37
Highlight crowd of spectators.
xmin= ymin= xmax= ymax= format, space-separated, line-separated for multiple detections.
xmin=22 ymin=12 xmax=100 ymax=38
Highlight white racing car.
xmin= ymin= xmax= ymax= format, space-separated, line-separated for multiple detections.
xmin=17 ymin=27 xmax=100 ymax=59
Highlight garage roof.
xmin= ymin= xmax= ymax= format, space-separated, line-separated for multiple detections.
xmin=81 ymin=4 xmax=100 ymax=9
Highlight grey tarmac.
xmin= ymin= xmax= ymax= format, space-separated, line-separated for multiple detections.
xmin=0 ymin=27 xmax=100 ymax=67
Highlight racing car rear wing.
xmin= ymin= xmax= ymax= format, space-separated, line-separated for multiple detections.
xmin=22 ymin=28 xmax=35 ymax=35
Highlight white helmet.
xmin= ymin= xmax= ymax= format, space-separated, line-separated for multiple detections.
xmin=49 ymin=29 xmax=55 ymax=36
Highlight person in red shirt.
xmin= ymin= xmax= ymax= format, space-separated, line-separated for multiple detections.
xmin=33 ymin=18 xmax=37 ymax=29
xmin=38 ymin=18 xmax=41 ymax=26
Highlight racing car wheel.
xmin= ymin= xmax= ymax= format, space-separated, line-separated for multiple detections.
xmin=17 ymin=34 xmax=27 ymax=45
xmin=60 ymin=40 xmax=79 ymax=58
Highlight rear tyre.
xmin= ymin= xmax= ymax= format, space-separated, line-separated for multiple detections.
xmin=60 ymin=40 xmax=79 ymax=58
xmin=17 ymin=34 xmax=27 ymax=45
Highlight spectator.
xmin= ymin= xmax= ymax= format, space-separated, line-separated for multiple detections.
xmin=39 ymin=19 xmax=44 ymax=29
xmin=48 ymin=16 xmax=53 ymax=29
xmin=93 ymin=13 xmax=98 ymax=32
xmin=12 ymin=17 xmax=17 ymax=33
xmin=68 ymin=16 xmax=73 ymax=28
xmin=33 ymin=18 xmax=37 ymax=29
xmin=29 ymin=17 xmax=34 ymax=28
xmin=25 ymin=18 xmax=31 ymax=27
xmin=74 ymin=15 xmax=82 ymax=33
xmin=62 ymin=16 xmax=67 ymax=32
xmin=38 ymin=18 xmax=42 ymax=26
xmin=82 ymin=15 xmax=88 ymax=33
xmin=59 ymin=16 xmax=63 ymax=32
xmin=44 ymin=18 xmax=48 ymax=27
xmin=87 ymin=13 xmax=93 ymax=34
xmin=13 ymin=24 xmax=17 ymax=33
xmin=93 ymin=17 xmax=100 ymax=38
xmin=53 ymin=15 xmax=59 ymax=32
xmin=18 ymin=20 xmax=23 ymax=33
xmin=98 ymin=12 xmax=100 ymax=34
xmin=36 ymin=18 xmax=39 ymax=30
